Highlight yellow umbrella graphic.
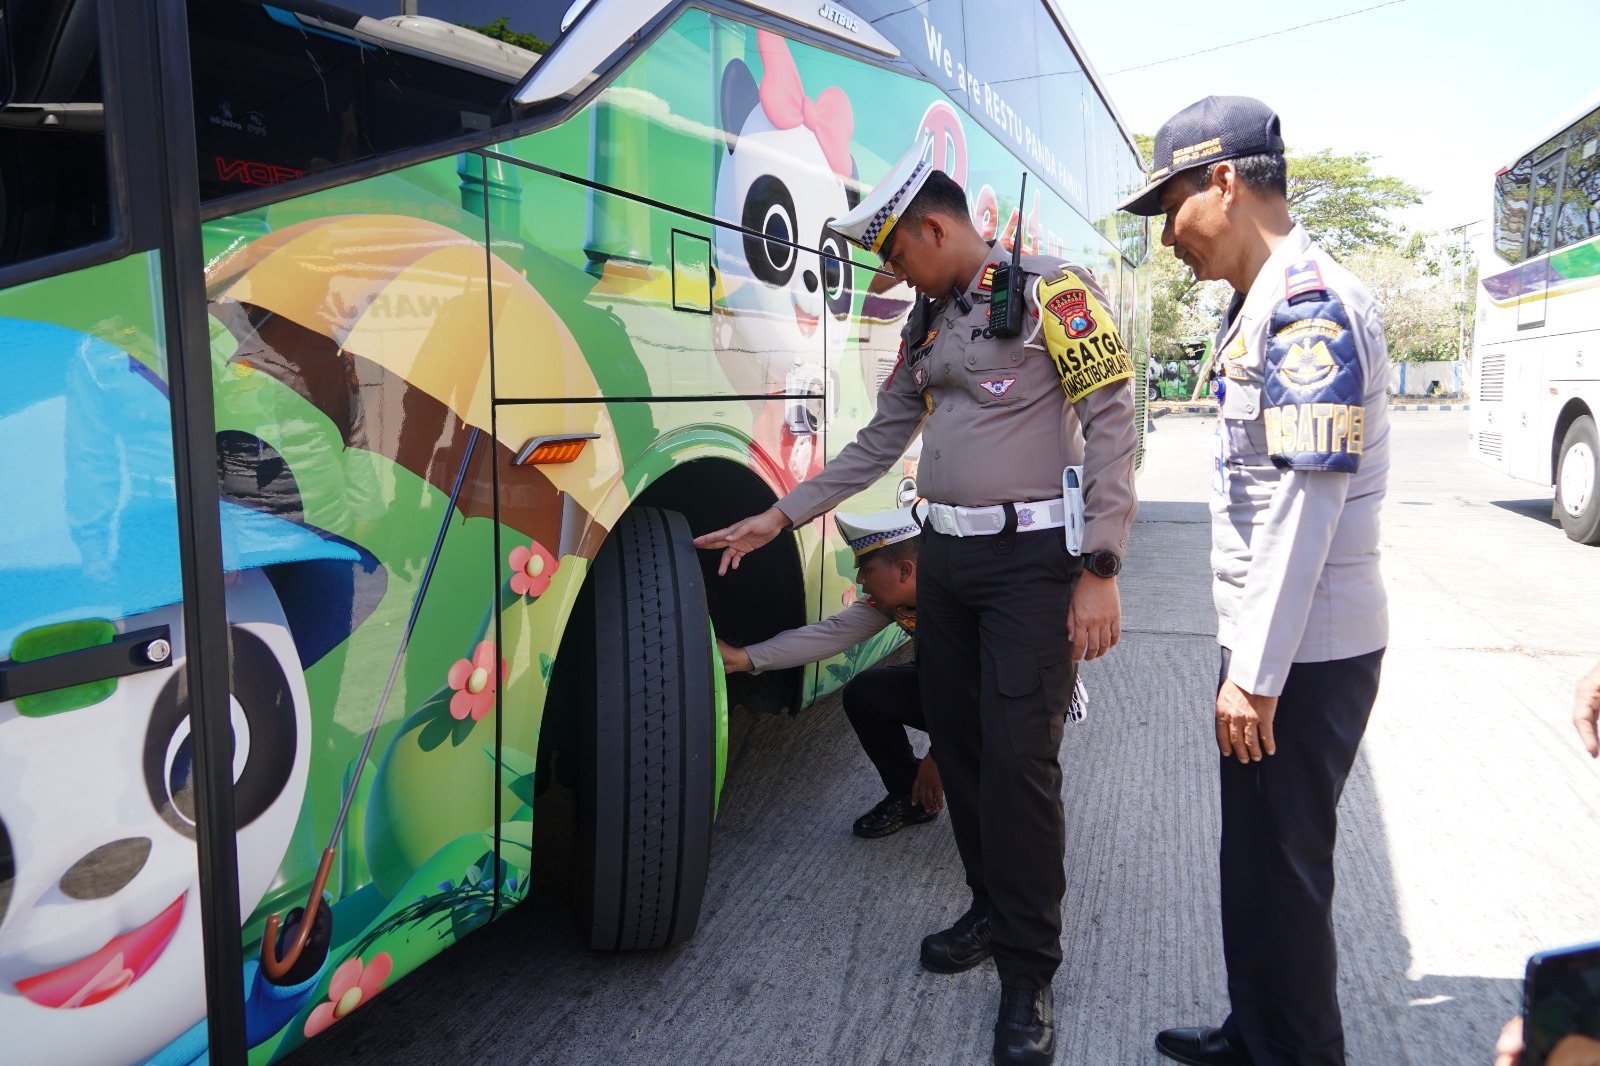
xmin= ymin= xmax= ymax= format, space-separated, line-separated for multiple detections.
xmin=206 ymin=213 xmax=619 ymax=977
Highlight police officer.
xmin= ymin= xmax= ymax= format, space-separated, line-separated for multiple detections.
xmin=1118 ymin=97 xmax=1390 ymax=1066
xmin=695 ymin=133 xmax=1138 ymax=1066
xmin=719 ymin=509 xmax=945 ymax=838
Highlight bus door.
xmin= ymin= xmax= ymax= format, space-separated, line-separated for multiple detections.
xmin=1520 ymin=152 xmax=1562 ymax=330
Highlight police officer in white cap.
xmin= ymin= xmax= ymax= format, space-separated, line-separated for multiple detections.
xmin=696 ymin=133 xmax=1138 ymax=1066
xmin=1119 ymin=96 xmax=1390 ymax=1066
xmin=719 ymin=508 xmax=944 ymax=838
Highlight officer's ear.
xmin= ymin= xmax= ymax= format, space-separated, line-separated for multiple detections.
xmin=1211 ymin=161 xmax=1239 ymax=207
xmin=898 ymin=558 xmax=916 ymax=583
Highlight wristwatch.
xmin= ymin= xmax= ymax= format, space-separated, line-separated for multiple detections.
xmin=1082 ymin=549 xmax=1122 ymax=578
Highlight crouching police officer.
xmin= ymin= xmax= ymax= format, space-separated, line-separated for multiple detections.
xmin=719 ymin=509 xmax=945 ymax=838
xmin=695 ymin=133 xmax=1138 ymax=1066
xmin=1119 ymin=97 xmax=1391 ymax=1066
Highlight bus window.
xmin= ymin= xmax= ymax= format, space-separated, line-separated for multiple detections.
xmin=188 ymin=0 xmax=530 ymax=202
xmin=1495 ymin=157 xmax=1532 ymax=264
xmin=1527 ymin=154 xmax=1561 ymax=260
xmin=1556 ymin=110 xmax=1600 ymax=250
xmin=0 ymin=0 xmax=110 ymax=268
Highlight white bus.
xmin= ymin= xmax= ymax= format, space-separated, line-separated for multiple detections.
xmin=1470 ymin=90 xmax=1600 ymax=544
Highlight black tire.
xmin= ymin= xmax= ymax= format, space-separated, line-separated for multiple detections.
xmin=575 ymin=506 xmax=716 ymax=950
xmin=1556 ymin=414 xmax=1600 ymax=545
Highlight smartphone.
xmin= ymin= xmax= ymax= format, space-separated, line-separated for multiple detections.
xmin=1523 ymin=940 xmax=1600 ymax=1066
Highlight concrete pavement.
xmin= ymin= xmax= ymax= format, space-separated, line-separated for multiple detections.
xmin=292 ymin=412 xmax=1600 ymax=1065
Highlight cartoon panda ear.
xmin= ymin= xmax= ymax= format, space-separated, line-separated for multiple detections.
xmin=720 ymin=57 xmax=758 ymax=154
xmin=845 ymin=157 xmax=861 ymax=211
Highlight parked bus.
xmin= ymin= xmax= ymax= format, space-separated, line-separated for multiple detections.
xmin=0 ymin=1 xmax=1149 ymax=1062
xmin=1470 ymin=89 xmax=1600 ymax=544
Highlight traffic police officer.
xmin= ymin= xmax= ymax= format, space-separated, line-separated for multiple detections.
xmin=1119 ymin=97 xmax=1390 ymax=1066
xmin=696 ymin=133 xmax=1138 ymax=1066
xmin=720 ymin=509 xmax=945 ymax=839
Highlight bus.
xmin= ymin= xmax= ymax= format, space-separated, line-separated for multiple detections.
xmin=1470 ymin=89 xmax=1600 ymax=545
xmin=0 ymin=1 xmax=1150 ymax=1063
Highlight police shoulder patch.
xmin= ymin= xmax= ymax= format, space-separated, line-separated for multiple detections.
xmin=1036 ymin=270 xmax=1132 ymax=403
xmin=1263 ymin=289 xmax=1365 ymax=473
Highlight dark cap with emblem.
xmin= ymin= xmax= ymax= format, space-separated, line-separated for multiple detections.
xmin=1117 ymin=96 xmax=1285 ymax=216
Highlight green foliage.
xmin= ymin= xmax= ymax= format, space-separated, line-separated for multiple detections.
xmin=1286 ymin=149 xmax=1424 ymax=258
xmin=458 ymin=16 xmax=549 ymax=53
xmin=1342 ymin=244 xmax=1460 ymax=362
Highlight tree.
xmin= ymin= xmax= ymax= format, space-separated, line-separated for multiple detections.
xmin=458 ymin=16 xmax=550 ymax=53
xmin=1342 ymin=244 xmax=1458 ymax=362
xmin=1286 ymin=149 xmax=1423 ymax=257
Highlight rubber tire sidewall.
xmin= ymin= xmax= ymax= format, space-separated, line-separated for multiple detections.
xmin=1556 ymin=414 xmax=1600 ymax=545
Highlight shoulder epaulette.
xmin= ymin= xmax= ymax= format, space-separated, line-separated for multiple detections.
xmin=1284 ymin=259 xmax=1328 ymax=304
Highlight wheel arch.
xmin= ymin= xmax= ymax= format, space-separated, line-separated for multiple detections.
xmin=1552 ymin=398 xmax=1594 ymax=485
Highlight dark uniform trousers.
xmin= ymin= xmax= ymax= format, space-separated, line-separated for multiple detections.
xmin=841 ymin=662 xmax=924 ymax=798
xmin=917 ymin=525 xmax=1081 ymax=990
xmin=1216 ymin=646 xmax=1384 ymax=1066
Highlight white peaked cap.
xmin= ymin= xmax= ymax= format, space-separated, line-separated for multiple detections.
xmin=835 ymin=506 xmax=920 ymax=559
xmin=828 ymin=131 xmax=934 ymax=255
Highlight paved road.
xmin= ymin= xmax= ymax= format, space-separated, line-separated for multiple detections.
xmin=292 ymin=411 xmax=1600 ymax=1065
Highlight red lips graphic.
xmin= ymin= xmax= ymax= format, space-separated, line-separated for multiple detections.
xmin=15 ymin=894 xmax=185 ymax=1009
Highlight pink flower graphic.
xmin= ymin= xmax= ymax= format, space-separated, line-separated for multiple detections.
xmin=508 ymin=540 xmax=558 ymax=598
xmin=303 ymin=951 xmax=392 ymax=1037
xmin=447 ymin=640 xmax=503 ymax=721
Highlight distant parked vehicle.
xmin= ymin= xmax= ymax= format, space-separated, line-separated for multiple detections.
xmin=1470 ymin=90 xmax=1600 ymax=544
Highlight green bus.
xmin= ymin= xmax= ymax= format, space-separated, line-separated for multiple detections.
xmin=0 ymin=1 xmax=1149 ymax=1062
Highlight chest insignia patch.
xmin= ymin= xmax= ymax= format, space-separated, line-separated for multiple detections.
xmin=978 ymin=264 xmax=999 ymax=292
xmin=925 ymin=390 xmax=936 ymax=413
xmin=1222 ymin=334 xmax=1250 ymax=380
xmin=1043 ymin=287 xmax=1097 ymax=340
xmin=1284 ymin=259 xmax=1327 ymax=303
xmin=907 ymin=328 xmax=938 ymax=368
xmin=979 ymin=377 xmax=1017 ymax=397
xmin=914 ymin=365 xmax=927 ymax=387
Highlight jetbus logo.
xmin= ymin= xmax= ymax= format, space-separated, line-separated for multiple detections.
xmin=818 ymin=4 xmax=859 ymax=33
xmin=215 ymin=157 xmax=305 ymax=187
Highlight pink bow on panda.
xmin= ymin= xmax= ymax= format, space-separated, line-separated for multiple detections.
xmin=757 ymin=30 xmax=854 ymax=179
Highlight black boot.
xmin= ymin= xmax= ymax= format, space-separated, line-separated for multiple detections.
xmin=919 ymin=907 xmax=992 ymax=973
xmin=852 ymin=793 xmax=938 ymax=839
xmin=993 ymin=984 xmax=1054 ymax=1065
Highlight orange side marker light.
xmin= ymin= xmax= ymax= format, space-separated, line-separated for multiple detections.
xmin=516 ymin=434 xmax=601 ymax=466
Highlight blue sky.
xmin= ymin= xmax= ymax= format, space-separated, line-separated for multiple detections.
xmin=1065 ymin=0 xmax=1600 ymax=243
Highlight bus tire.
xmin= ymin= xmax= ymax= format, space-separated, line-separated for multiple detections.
xmin=576 ymin=506 xmax=716 ymax=950
xmin=1556 ymin=414 xmax=1600 ymax=545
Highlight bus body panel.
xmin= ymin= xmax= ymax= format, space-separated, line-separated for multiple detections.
xmin=0 ymin=3 xmax=1150 ymax=1063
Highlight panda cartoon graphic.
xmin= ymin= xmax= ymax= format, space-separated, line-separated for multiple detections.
xmin=0 ymin=321 xmax=370 ymax=1065
xmin=714 ymin=29 xmax=858 ymax=490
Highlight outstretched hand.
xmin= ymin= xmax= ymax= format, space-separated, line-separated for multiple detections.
xmin=1574 ymin=662 xmax=1600 ymax=758
xmin=693 ymin=506 xmax=790 ymax=576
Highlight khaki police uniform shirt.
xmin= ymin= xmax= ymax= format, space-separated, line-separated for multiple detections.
xmin=744 ymin=600 xmax=911 ymax=674
xmin=776 ymin=252 xmax=1139 ymax=556
xmin=1211 ymin=224 xmax=1389 ymax=697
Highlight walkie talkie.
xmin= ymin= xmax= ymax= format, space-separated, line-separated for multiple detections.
xmin=987 ymin=172 xmax=1028 ymax=338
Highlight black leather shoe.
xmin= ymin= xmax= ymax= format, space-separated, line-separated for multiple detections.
xmin=1154 ymin=1026 xmax=1248 ymax=1066
xmin=993 ymin=985 xmax=1054 ymax=1065
xmin=852 ymin=793 xmax=938 ymax=839
xmin=919 ymin=908 xmax=992 ymax=973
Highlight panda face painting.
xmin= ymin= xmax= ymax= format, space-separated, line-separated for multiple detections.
xmin=714 ymin=30 xmax=858 ymax=487
xmin=715 ymin=30 xmax=856 ymax=371
xmin=0 ymin=569 xmax=312 ymax=1065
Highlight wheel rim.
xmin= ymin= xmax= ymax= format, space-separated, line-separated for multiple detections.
xmin=1561 ymin=441 xmax=1595 ymax=517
